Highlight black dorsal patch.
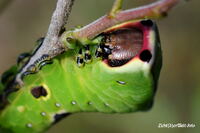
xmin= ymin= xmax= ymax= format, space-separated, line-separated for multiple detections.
xmin=141 ymin=19 xmax=153 ymax=27
xmin=31 ymin=86 xmax=47 ymax=98
xmin=139 ymin=50 xmax=152 ymax=62
xmin=53 ymin=113 xmax=70 ymax=124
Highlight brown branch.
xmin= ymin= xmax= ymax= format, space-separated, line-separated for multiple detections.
xmin=73 ymin=0 xmax=180 ymax=40
xmin=16 ymin=0 xmax=75 ymax=85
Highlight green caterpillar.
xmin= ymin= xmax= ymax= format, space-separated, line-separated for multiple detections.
xmin=0 ymin=19 xmax=162 ymax=133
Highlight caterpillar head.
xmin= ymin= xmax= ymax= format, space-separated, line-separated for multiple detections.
xmin=56 ymin=19 xmax=162 ymax=113
xmin=86 ymin=19 xmax=162 ymax=111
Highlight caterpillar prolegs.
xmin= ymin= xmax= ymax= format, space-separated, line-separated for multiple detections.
xmin=0 ymin=19 xmax=162 ymax=133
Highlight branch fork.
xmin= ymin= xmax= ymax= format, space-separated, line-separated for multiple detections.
xmin=15 ymin=0 xmax=181 ymax=85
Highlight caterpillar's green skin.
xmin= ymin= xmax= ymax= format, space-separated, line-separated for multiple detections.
xmin=0 ymin=20 xmax=162 ymax=133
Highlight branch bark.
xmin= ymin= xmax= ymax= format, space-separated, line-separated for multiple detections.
xmin=73 ymin=0 xmax=180 ymax=40
xmin=16 ymin=0 xmax=75 ymax=85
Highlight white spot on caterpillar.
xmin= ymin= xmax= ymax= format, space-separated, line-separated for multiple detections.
xmin=105 ymin=103 xmax=109 ymax=106
xmin=116 ymin=81 xmax=126 ymax=85
xmin=17 ymin=106 xmax=25 ymax=112
xmin=88 ymin=101 xmax=92 ymax=105
xmin=41 ymin=112 xmax=46 ymax=116
xmin=71 ymin=101 xmax=76 ymax=105
xmin=26 ymin=123 xmax=32 ymax=128
xmin=55 ymin=103 xmax=61 ymax=107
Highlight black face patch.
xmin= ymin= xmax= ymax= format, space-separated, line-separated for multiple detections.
xmin=108 ymin=59 xmax=130 ymax=67
xmin=141 ymin=19 xmax=153 ymax=27
xmin=53 ymin=113 xmax=70 ymax=124
xmin=31 ymin=86 xmax=47 ymax=98
xmin=139 ymin=50 xmax=152 ymax=62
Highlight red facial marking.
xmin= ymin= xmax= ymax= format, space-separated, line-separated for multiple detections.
xmin=102 ymin=20 xmax=153 ymax=67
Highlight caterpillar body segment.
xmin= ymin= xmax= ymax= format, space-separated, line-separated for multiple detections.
xmin=0 ymin=19 xmax=162 ymax=133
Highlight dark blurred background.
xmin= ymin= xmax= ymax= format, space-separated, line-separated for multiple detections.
xmin=0 ymin=0 xmax=199 ymax=133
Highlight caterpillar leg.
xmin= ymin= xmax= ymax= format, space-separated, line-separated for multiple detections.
xmin=84 ymin=45 xmax=92 ymax=63
xmin=95 ymin=43 xmax=112 ymax=59
xmin=95 ymin=45 xmax=103 ymax=58
xmin=76 ymin=49 xmax=84 ymax=67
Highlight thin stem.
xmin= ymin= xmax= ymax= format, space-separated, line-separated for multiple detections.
xmin=109 ymin=0 xmax=123 ymax=17
xmin=16 ymin=0 xmax=75 ymax=85
xmin=73 ymin=0 xmax=180 ymax=40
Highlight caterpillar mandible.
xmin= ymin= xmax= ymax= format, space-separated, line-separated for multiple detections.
xmin=0 ymin=19 xmax=162 ymax=133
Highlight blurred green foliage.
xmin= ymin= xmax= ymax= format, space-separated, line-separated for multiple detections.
xmin=0 ymin=0 xmax=199 ymax=133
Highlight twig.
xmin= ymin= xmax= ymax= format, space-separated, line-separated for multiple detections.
xmin=109 ymin=0 xmax=123 ymax=17
xmin=0 ymin=0 xmax=12 ymax=15
xmin=16 ymin=0 xmax=75 ymax=85
xmin=72 ymin=0 xmax=180 ymax=40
